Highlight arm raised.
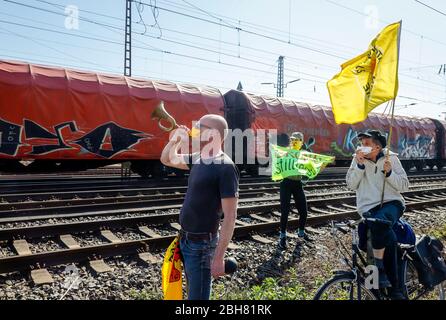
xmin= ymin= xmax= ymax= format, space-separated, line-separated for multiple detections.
xmin=160 ymin=126 xmax=190 ymax=170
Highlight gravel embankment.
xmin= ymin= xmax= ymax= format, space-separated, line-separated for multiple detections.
xmin=1 ymin=205 xmax=445 ymax=300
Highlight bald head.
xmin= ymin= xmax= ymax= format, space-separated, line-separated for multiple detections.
xmin=199 ymin=114 xmax=228 ymax=141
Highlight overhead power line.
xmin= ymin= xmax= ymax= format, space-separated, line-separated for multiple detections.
xmin=2 ymin=0 xmax=446 ymax=102
xmin=414 ymin=0 xmax=446 ymax=17
xmin=6 ymin=0 xmax=444 ymax=88
xmin=132 ymin=0 xmax=348 ymax=60
xmin=325 ymin=0 xmax=446 ymax=48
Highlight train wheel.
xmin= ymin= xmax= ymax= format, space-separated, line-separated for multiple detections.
xmin=130 ymin=162 xmax=151 ymax=179
xmin=415 ymin=162 xmax=424 ymax=172
xmin=402 ymin=162 xmax=412 ymax=172
xmin=0 ymin=160 xmax=25 ymax=173
xmin=152 ymin=162 xmax=165 ymax=179
xmin=246 ymin=165 xmax=259 ymax=177
xmin=173 ymin=168 xmax=185 ymax=178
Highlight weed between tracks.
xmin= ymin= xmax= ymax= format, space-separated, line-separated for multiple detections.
xmin=211 ymin=268 xmax=327 ymax=300
xmin=128 ymin=222 xmax=446 ymax=301
xmin=127 ymin=267 xmax=328 ymax=300
xmin=431 ymin=224 xmax=446 ymax=241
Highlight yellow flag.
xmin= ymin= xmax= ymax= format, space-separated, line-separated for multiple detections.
xmin=161 ymin=236 xmax=183 ymax=300
xmin=327 ymin=21 xmax=401 ymax=124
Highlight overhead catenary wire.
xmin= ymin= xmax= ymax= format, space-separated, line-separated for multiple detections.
xmin=414 ymin=0 xmax=446 ymax=17
xmin=0 ymin=20 xmax=325 ymax=84
xmin=325 ymin=0 xmax=446 ymax=48
xmin=5 ymin=0 xmax=445 ymax=90
xmin=132 ymin=0 xmax=348 ymax=60
xmin=2 ymin=0 xmax=341 ymax=72
xmin=156 ymin=0 xmax=432 ymax=66
xmin=131 ymin=0 xmax=446 ymax=88
xmin=1 ymin=0 xmax=445 ymax=108
xmin=1 ymin=15 xmax=445 ymax=99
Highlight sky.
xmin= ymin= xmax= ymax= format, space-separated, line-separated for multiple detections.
xmin=0 ymin=0 xmax=445 ymax=119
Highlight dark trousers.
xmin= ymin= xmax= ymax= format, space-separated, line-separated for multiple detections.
xmin=367 ymin=201 xmax=404 ymax=250
xmin=367 ymin=201 xmax=404 ymax=289
xmin=280 ymin=178 xmax=308 ymax=233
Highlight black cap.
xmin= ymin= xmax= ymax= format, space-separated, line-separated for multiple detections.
xmin=277 ymin=133 xmax=290 ymax=147
xmin=357 ymin=130 xmax=387 ymax=148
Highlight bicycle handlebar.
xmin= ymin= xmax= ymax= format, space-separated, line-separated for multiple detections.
xmin=333 ymin=216 xmax=392 ymax=233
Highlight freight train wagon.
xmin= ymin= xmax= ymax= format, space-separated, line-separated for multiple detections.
xmin=0 ymin=60 xmax=225 ymax=177
xmin=224 ymin=90 xmax=445 ymax=174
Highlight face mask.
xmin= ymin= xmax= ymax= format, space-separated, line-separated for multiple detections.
xmin=356 ymin=146 xmax=372 ymax=155
xmin=291 ymin=140 xmax=303 ymax=150
xmin=190 ymin=126 xmax=200 ymax=138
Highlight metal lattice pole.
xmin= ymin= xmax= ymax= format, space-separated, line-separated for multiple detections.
xmin=277 ymin=56 xmax=284 ymax=97
xmin=124 ymin=0 xmax=132 ymax=77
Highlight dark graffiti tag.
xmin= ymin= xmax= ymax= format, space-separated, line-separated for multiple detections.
xmin=0 ymin=119 xmax=151 ymax=158
xmin=0 ymin=119 xmax=23 ymax=156
xmin=398 ymin=134 xmax=434 ymax=159
xmin=24 ymin=120 xmax=77 ymax=155
xmin=73 ymin=122 xmax=150 ymax=158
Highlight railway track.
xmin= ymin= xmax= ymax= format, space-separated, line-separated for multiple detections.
xmin=1 ymin=183 xmax=446 ymax=278
xmin=0 ymin=168 xmax=442 ymax=194
xmin=0 ymin=174 xmax=445 ymax=222
xmin=0 ymin=165 xmax=352 ymax=180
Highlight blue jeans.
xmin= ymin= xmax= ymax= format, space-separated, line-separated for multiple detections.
xmin=180 ymin=234 xmax=218 ymax=300
xmin=367 ymin=201 xmax=404 ymax=249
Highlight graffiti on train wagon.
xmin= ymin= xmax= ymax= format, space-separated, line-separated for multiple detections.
xmin=330 ymin=127 xmax=362 ymax=158
xmin=0 ymin=118 xmax=152 ymax=158
xmin=398 ymin=134 xmax=434 ymax=159
xmin=0 ymin=118 xmax=22 ymax=156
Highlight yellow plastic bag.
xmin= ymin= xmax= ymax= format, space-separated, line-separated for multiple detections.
xmin=161 ymin=236 xmax=183 ymax=300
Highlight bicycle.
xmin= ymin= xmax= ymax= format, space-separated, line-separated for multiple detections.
xmin=313 ymin=217 xmax=445 ymax=300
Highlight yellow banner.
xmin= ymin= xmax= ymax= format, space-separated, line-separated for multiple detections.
xmin=161 ymin=236 xmax=183 ymax=300
xmin=327 ymin=21 xmax=401 ymax=124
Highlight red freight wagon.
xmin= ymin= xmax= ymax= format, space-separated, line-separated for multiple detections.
xmin=0 ymin=60 xmax=224 ymax=176
xmin=224 ymin=90 xmax=441 ymax=172
xmin=437 ymin=120 xmax=446 ymax=160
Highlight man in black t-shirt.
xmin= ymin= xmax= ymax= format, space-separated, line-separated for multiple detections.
xmin=161 ymin=114 xmax=239 ymax=300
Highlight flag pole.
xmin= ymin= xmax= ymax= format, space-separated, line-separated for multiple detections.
xmin=380 ymin=98 xmax=395 ymax=206
xmin=380 ymin=20 xmax=402 ymax=207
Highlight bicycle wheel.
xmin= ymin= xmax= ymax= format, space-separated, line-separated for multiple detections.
xmin=313 ymin=273 xmax=378 ymax=300
xmin=402 ymin=259 xmax=422 ymax=299
xmin=403 ymin=259 xmax=446 ymax=300
xmin=437 ymin=282 xmax=445 ymax=300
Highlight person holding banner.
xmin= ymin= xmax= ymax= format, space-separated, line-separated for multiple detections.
xmin=346 ymin=130 xmax=409 ymax=299
xmin=161 ymin=114 xmax=239 ymax=300
xmin=277 ymin=132 xmax=312 ymax=250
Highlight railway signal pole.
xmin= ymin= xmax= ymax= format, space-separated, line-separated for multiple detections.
xmin=277 ymin=56 xmax=284 ymax=97
xmin=262 ymin=56 xmax=299 ymax=97
xmin=124 ymin=0 xmax=132 ymax=77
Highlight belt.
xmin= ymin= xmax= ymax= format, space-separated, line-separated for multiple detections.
xmin=179 ymin=229 xmax=217 ymax=241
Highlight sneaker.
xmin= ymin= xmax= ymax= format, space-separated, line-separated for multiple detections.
xmin=378 ymin=269 xmax=392 ymax=288
xmin=278 ymin=236 xmax=287 ymax=250
xmin=298 ymin=231 xmax=314 ymax=242
xmin=390 ymin=288 xmax=407 ymax=300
